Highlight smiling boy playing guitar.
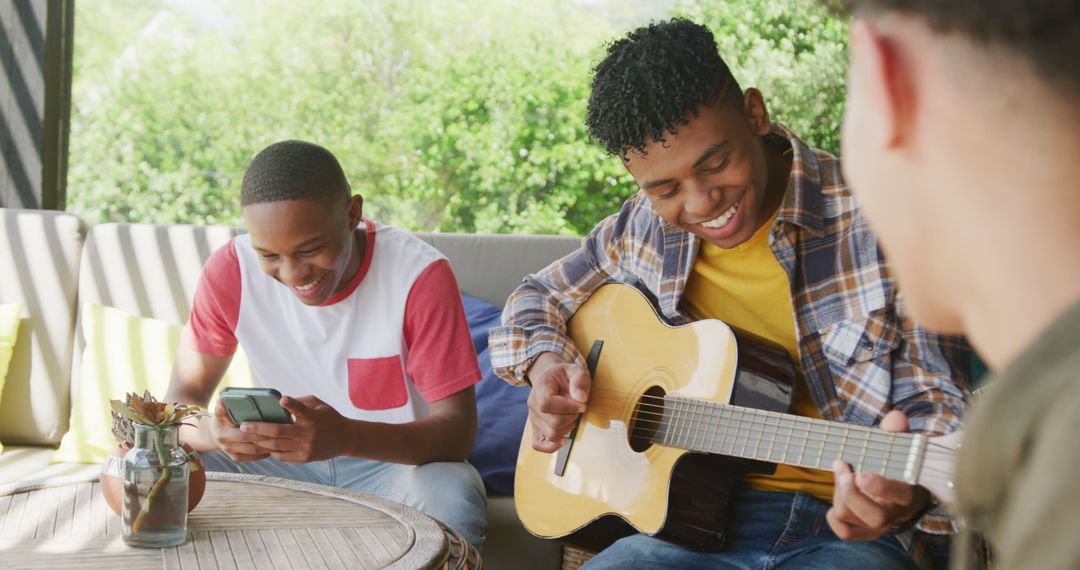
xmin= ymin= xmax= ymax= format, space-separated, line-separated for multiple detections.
xmin=513 ymin=284 xmax=964 ymax=557
xmin=490 ymin=19 xmax=971 ymax=569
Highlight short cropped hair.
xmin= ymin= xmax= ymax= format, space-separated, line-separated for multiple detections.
xmin=586 ymin=18 xmax=744 ymax=160
xmin=838 ymin=0 xmax=1079 ymax=96
xmin=240 ymin=140 xmax=350 ymax=206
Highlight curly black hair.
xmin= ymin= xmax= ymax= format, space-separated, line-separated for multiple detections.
xmin=241 ymin=140 xmax=350 ymax=206
xmin=586 ymin=18 xmax=743 ymax=159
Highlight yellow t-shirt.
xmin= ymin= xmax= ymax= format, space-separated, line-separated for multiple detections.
xmin=681 ymin=214 xmax=835 ymax=502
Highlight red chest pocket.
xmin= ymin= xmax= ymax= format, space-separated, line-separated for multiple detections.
xmin=347 ymin=356 xmax=408 ymax=410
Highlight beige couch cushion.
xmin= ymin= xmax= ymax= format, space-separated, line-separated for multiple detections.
xmin=415 ymin=232 xmax=580 ymax=306
xmin=70 ymin=223 xmax=242 ymax=412
xmin=0 ymin=446 xmax=99 ymax=482
xmin=76 ymin=223 xmax=241 ymax=324
xmin=0 ymin=209 xmax=87 ymax=446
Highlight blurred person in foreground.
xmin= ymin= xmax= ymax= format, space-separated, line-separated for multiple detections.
xmin=835 ymin=0 xmax=1080 ymax=567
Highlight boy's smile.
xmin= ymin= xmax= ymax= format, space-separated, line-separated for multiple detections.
xmin=291 ymin=271 xmax=331 ymax=300
xmin=689 ymin=188 xmax=748 ymax=238
xmin=243 ymin=196 xmax=365 ymax=306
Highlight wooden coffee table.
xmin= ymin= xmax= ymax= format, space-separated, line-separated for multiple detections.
xmin=0 ymin=472 xmax=455 ymax=569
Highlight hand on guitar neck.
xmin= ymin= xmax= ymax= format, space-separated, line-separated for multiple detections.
xmin=827 ymin=410 xmax=933 ymax=541
xmin=525 ymin=352 xmax=591 ymax=454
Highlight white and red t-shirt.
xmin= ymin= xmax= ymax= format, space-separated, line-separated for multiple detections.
xmin=181 ymin=218 xmax=481 ymax=424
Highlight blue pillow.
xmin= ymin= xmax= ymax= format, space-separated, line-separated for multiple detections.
xmin=462 ymin=293 xmax=530 ymax=495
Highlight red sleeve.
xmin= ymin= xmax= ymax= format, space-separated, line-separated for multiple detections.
xmin=403 ymin=259 xmax=482 ymax=402
xmin=181 ymin=240 xmax=241 ymax=356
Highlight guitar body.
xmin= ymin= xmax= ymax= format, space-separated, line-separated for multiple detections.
xmin=515 ymin=284 xmax=796 ymax=551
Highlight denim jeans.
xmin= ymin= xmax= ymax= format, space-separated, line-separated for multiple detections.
xmin=200 ymin=451 xmax=487 ymax=547
xmin=583 ymin=489 xmax=913 ymax=569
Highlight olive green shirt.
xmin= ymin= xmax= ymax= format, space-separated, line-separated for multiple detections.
xmin=953 ymin=299 xmax=1080 ymax=569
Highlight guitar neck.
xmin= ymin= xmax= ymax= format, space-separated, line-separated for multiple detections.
xmin=653 ymin=396 xmax=927 ymax=484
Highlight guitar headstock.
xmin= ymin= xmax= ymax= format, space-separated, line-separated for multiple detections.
xmin=916 ymin=430 xmax=964 ymax=508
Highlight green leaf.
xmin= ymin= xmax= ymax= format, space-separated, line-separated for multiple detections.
xmin=110 ymin=400 xmax=154 ymax=425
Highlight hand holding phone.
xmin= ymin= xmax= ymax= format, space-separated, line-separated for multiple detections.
xmin=220 ymin=387 xmax=293 ymax=426
xmin=237 ymin=394 xmax=354 ymax=464
xmin=210 ymin=403 xmax=270 ymax=462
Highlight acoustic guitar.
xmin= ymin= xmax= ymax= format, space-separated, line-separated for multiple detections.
xmin=514 ymin=283 xmax=961 ymax=551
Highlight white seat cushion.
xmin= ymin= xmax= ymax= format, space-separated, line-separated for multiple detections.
xmin=0 ymin=209 xmax=87 ymax=446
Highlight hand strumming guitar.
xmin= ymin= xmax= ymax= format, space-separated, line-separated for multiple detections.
xmin=526 ymin=352 xmax=591 ymax=453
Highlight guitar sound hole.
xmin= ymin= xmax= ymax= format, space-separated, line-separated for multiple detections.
xmin=629 ymin=386 xmax=666 ymax=453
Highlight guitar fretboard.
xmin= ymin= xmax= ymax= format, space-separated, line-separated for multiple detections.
xmin=653 ymin=396 xmax=925 ymax=483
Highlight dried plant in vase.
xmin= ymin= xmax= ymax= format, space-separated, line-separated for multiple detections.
xmin=100 ymin=391 xmax=208 ymax=546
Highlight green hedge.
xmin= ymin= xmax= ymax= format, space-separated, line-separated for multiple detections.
xmin=68 ymin=0 xmax=848 ymax=235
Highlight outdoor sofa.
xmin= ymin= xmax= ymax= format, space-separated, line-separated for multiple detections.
xmin=0 ymin=206 xmax=581 ymax=569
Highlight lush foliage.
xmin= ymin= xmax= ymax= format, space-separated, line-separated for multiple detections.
xmin=676 ymin=0 xmax=849 ymax=157
xmin=68 ymin=0 xmax=848 ymax=235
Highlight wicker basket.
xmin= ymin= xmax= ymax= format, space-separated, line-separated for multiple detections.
xmin=561 ymin=545 xmax=597 ymax=570
xmin=437 ymin=520 xmax=483 ymax=570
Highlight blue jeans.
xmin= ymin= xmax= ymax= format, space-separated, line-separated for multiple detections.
xmin=200 ymin=451 xmax=487 ymax=547
xmin=583 ymin=489 xmax=913 ymax=569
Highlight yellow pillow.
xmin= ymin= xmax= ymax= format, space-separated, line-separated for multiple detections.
xmin=52 ymin=304 xmax=253 ymax=463
xmin=0 ymin=303 xmax=24 ymax=454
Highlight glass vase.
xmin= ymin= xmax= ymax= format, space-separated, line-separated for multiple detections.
xmin=122 ymin=423 xmax=190 ymax=547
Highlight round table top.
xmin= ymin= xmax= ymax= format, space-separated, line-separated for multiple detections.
xmin=0 ymin=471 xmax=448 ymax=569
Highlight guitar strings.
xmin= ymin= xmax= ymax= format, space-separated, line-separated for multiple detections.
xmin=571 ymin=411 xmax=931 ymax=461
xmin=538 ymin=388 xmax=958 ymax=477
xmin=540 ymin=383 xmax=961 ymax=474
xmin=546 ymin=426 xmax=957 ymax=478
xmin=547 ymin=422 xmax=957 ymax=477
xmin=582 ymin=411 xmax=952 ymax=457
xmin=590 ymin=406 xmax=959 ymax=459
xmin=578 ymin=387 xmax=957 ymax=453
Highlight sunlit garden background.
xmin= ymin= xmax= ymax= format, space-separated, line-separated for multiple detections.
xmin=68 ymin=0 xmax=847 ymax=235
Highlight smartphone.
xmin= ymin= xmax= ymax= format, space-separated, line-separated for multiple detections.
xmin=219 ymin=387 xmax=293 ymax=426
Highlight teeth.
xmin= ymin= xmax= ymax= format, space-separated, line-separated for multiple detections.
xmin=701 ymin=200 xmax=739 ymax=229
xmin=295 ymin=274 xmax=324 ymax=292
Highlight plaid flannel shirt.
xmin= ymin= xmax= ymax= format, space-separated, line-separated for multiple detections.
xmin=489 ymin=123 xmax=971 ymax=567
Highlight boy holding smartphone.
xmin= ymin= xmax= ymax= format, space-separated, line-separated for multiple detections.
xmin=165 ymin=140 xmax=486 ymax=546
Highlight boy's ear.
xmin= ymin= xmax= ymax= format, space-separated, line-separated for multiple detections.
xmin=743 ymin=88 xmax=771 ymax=136
xmin=347 ymin=194 xmax=364 ymax=229
xmin=848 ymin=19 xmax=908 ymax=150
